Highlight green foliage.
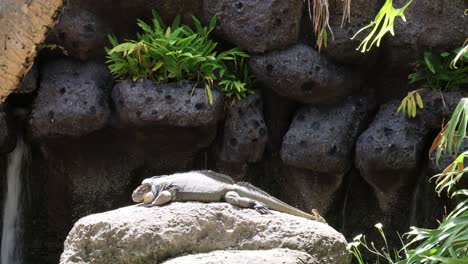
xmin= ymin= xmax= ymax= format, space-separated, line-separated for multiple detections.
xmin=105 ymin=10 xmax=253 ymax=105
xmin=409 ymin=49 xmax=468 ymax=91
xmin=348 ymin=223 xmax=405 ymax=264
xmin=397 ymin=89 xmax=424 ymax=118
xmin=451 ymin=39 xmax=468 ymax=69
xmin=397 ymin=48 xmax=467 ymax=118
xmin=352 ymin=0 xmax=414 ymax=52
xmin=430 ymin=98 xmax=468 ymax=162
xmin=351 ymin=98 xmax=468 ymax=263
xmin=403 ymin=158 xmax=468 ymax=263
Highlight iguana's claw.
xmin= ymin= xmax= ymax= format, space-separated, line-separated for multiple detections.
xmin=253 ymin=202 xmax=270 ymax=214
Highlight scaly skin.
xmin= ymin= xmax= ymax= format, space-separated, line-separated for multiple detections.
xmin=132 ymin=170 xmax=326 ymax=223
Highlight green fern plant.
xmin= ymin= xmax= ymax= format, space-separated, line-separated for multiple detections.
xmin=397 ymin=49 xmax=467 ymax=118
xmin=352 ymin=0 xmax=414 ymax=53
xmin=409 ymin=49 xmax=468 ymax=92
xmin=105 ymin=10 xmax=253 ymax=105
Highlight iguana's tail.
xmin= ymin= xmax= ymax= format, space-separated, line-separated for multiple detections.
xmin=233 ymin=184 xmax=327 ymax=223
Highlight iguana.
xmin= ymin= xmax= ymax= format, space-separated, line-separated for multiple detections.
xmin=132 ymin=170 xmax=326 ymax=223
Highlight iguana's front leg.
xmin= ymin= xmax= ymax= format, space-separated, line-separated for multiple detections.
xmin=224 ymin=191 xmax=270 ymax=214
xmin=151 ymin=190 xmax=174 ymax=206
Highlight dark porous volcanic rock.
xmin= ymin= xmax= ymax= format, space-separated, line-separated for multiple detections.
xmin=250 ymin=44 xmax=360 ymax=104
xmin=279 ymin=166 xmax=345 ymax=216
xmin=0 ymin=104 xmax=16 ymax=154
xmin=324 ymin=0 xmax=382 ymax=65
xmin=220 ymin=93 xmax=268 ymax=163
xmin=31 ymin=59 xmax=112 ymax=138
xmin=355 ymin=101 xmax=430 ymax=209
xmin=112 ymin=80 xmax=223 ymax=128
xmin=281 ymin=96 xmax=374 ymax=175
xmin=78 ymin=0 xmax=203 ymax=38
xmin=50 ymin=3 xmax=108 ymax=61
xmin=418 ymin=90 xmax=463 ymax=130
xmin=390 ymin=0 xmax=467 ymax=58
xmin=50 ymin=0 xmax=203 ymax=61
xmin=373 ymin=0 xmax=467 ymax=100
xmin=202 ymin=0 xmax=302 ymax=53
xmin=15 ymin=64 xmax=38 ymax=94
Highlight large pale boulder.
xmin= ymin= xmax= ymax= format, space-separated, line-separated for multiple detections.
xmin=0 ymin=0 xmax=64 ymax=100
xmin=162 ymin=249 xmax=317 ymax=264
xmin=60 ymin=203 xmax=350 ymax=264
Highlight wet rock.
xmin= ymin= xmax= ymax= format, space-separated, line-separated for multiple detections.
xmin=60 ymin=203 xmax=350 ymax=264
xmin=250 ymin=44 xmax=360 ymax=104
xmin=355 ymin=100 xmax=430 ymax=210
xmin=220 ymin=93 xmax=268 ymax=163
xmin=162 ymin=249 xmax=317 ymax=264
xmin=202 ymin=0 xmax=303 ymax=53
xmin=15 ymin=64 xmax=38 ymax=94
xmin=324 ymin=0 xmax=382 ymax=65
xmin=0 ymin=104 xmax=16 ymax=153
xmin=30 ymin=58 xmax=112 ymax=138
xmin=112 ymin=80 xmax=223 ymax=128
xmin=282 ymin=96 xmax=374 ymax=174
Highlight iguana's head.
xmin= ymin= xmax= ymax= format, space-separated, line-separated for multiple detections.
xmin=132 ymin=183 xmax=155 ymax=203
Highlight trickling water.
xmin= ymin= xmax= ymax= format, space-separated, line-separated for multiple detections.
xmin=1 ymin=138 xmax=28 ymax=264
xmin=340 ymin=173 xmax=353 ymax=232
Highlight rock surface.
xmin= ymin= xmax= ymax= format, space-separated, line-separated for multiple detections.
xmin=0 ymin=0 xmax=64 ymax=100
xmin=0 ymin=104 xmax=16 ymax=153
xmin=60 ymin=203 xmax=350 ymax=264
xmin=220 ymin=93 xmax=268 ymax=163
xmin=15 ymin=64 xmax=39 ymax=94
xmin=355 ymin=101 xmax=430 ymax=209
xmin=278 ymin=166 xmax=345 ymax=216
xmin=30 ymin=58 xmax=113 ymax=138
xmin=112 ymin=80 xmax=224 ymax=127
xmin=324 ymin=0 xmax=382 ymax=65
xmin=418 ymin=90 xmax=463 ymax=130
xmin=282 ymin=96 xmax=374 ymax=174
xmin=202 ymin=0 xmax=302 ymax=53
xmin=50 ymin=0 xmax=203 ymax=61
xmin=250 ymin=44 xmax=359 ymax=104
xmin=162 ymin=249 xmax=317 ymax=264
xmin=390 ymin=0 xmax=467 ymax=56
xmin=50 ymin=2 xmax=108 ymax=61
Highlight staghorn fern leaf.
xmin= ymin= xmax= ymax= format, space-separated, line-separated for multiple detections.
xmin=352 ymin=0 xmax=414 ymax=53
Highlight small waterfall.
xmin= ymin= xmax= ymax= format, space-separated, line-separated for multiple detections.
xmin=1 ymin=138 xmax=29 ymax=264
xmin=340 ymin=173 xmax=353 ymax=232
